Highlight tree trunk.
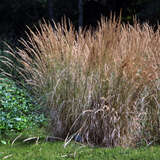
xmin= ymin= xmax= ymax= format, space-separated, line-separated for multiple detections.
xmin=78 ymin=0 xmax=83 ymax=28
xmin=47 ymin=0 xmax=55 ymax=30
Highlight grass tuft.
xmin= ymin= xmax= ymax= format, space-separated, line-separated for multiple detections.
xmin=2 ymin=17 xmax=160 ymax=147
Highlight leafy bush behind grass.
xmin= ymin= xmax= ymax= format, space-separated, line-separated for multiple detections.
xmin=0 ymin=77 xmax=46 ymax=136
xmin=2 ymin=17 xmax=160 ymax=147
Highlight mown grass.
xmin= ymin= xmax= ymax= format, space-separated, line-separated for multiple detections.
xmin=0 ymin=142 xmax=160 ymax=160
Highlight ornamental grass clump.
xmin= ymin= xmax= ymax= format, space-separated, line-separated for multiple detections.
xmin=3 ymin=17 xmax=160 ymax=147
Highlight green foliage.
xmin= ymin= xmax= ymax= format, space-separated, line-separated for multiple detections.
xmin=0 ymin=77 xmax=46 ymax=135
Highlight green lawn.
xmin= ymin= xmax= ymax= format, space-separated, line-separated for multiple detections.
xmin=0 ymin=141 xmax=160 ymax=160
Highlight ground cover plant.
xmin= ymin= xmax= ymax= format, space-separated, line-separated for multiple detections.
xmin=0 ymin=77 xmax=46 ymax=141
xmin=2 ymin=16 xmax=160 ymax=148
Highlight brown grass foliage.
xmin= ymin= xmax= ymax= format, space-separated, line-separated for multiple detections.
xmin=3 ymin=17 xmax=160 ymax=147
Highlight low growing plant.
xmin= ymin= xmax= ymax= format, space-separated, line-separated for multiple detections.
xmin=0 ymin=77 xmax=46 ymax=136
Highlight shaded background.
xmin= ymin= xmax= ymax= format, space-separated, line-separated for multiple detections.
xmin=0 ymin=0 xmax=160 ymax=49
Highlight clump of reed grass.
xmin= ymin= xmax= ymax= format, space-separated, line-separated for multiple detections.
xmin=3 ymin=17 xmax=160 ymax=147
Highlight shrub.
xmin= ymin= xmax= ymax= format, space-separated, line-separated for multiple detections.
xmin=0 ymin=77 xmax=45 ymax=135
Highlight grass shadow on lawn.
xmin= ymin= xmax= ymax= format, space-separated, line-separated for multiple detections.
xmin=0 ymin=141 xmax=160 ymax=160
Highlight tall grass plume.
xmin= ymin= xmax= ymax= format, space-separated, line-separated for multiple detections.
xmin=2 ymin=17 xmax=160 ymax=147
